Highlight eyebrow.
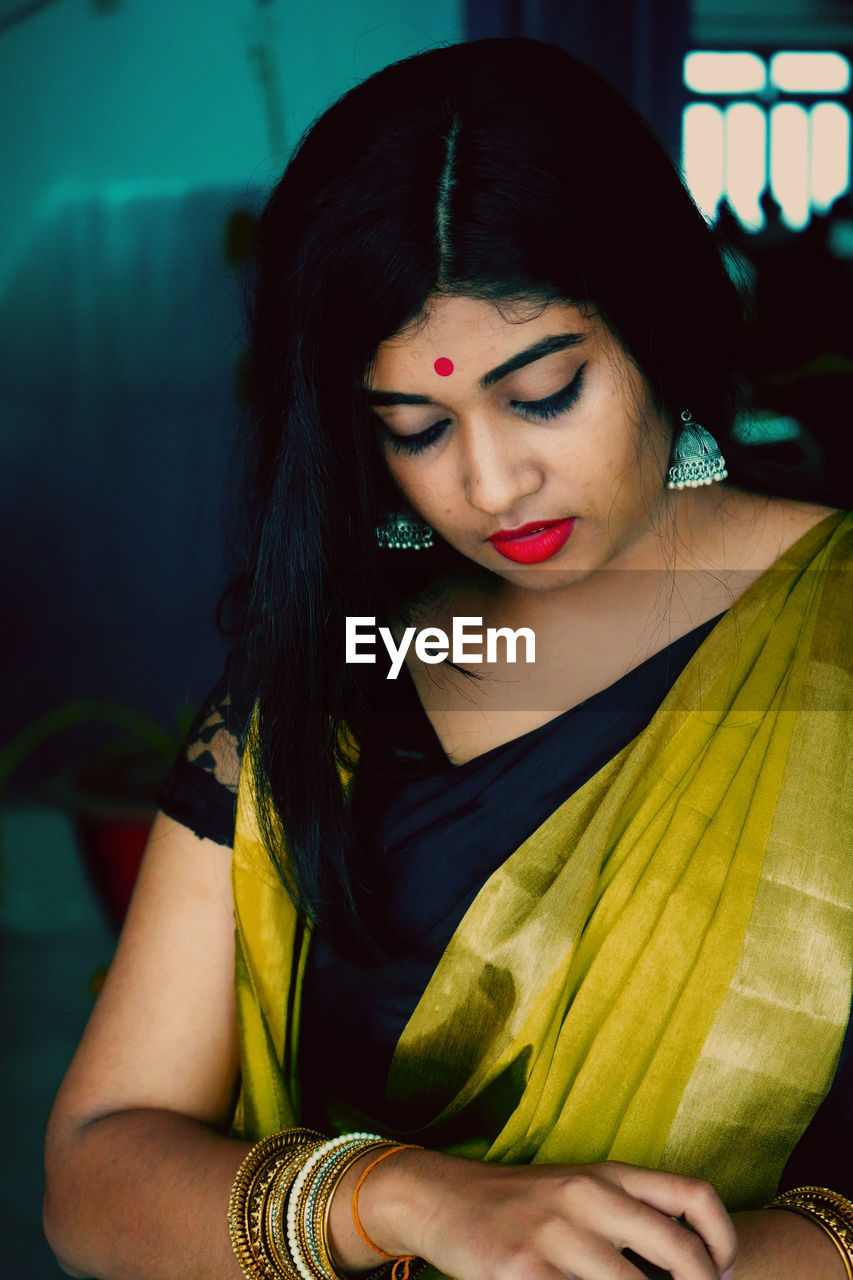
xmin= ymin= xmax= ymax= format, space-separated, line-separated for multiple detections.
xmin=365 ymin=332 xmax=585 ymax=406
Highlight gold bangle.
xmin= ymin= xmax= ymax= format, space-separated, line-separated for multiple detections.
xmin=291 ymin=1142 xmax=379 ymax=1280
xmin=286 ymin=1135 xmax=396 ymax=1280
xmin=265 ymin=1142 xmax=327 ymax=1280
xmin=228 ymin=1129 xmax=326 ymax=1280
xmin=307 ymin=1145 xmax=362 ymax=1280
xmin=264 ymin=1155 xmax=298 ymax=1278
xmin=313 ymin=1141 xmax=398 ymax=1280
xmin=767 ymin=1187 xmax=853 ymax=1280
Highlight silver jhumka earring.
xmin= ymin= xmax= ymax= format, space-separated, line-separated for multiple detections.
xmin=375 ymin=510 xmax=435 ymax=550
xmin=666 ymin=410 xmax=729 ymax=490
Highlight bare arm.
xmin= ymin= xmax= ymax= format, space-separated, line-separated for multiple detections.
xmin=44 ymin=812 xmax=249 ymax=1279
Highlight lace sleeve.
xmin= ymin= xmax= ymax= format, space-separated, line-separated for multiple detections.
xmin=156 ymin=661 xmax=250 ymax=847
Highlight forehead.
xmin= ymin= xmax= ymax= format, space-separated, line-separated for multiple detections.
xmin=368 ymin=295 xmax=596 ymax=388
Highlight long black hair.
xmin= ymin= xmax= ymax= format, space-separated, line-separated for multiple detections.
xmin=218 ymin=37 xmax=807 ymax=950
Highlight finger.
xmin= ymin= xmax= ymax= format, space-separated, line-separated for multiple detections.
xmin=574 ymin=1187 xmax=720 ymax=1280
xmin=538 ymin=1218 xmax=657 ymax=1280
xmin=492 ymin=1247 xmax=587 ymax=1280
xmin=619 ymin=1213 xmax=720 ymax=1280
xmin=622 ymin=1247 xmax=677 ymax=1279
xmin=604 ymin=1164 xmax=737 ymax=1273
xmin=553 ymin=1174 xmax=718 ymax=1280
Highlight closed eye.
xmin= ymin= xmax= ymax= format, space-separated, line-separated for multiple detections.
xmin=385 ymin=418 xmax=452 ymax=456
xmin=511 ymin=363 xmax=586 ymax=421
xmin=385 ymin=363 xmax=586 ymax=456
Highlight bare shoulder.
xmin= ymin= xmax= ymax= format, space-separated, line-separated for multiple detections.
xmin=763 ymin=495 xmax=840 ymax=538
xmin=762 ymin=496 xmax=842 ymax=562
xmin=718 ymin=489 xmax=841 ymax=571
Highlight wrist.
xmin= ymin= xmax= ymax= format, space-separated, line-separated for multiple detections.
xmin=331 ymin=1146 xmax=459 ymax=1266
xmin=731 ymin=1207 xmax=850 ymax=1280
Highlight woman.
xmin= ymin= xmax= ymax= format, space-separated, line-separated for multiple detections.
xmin=44 ymin=37 xmax=852 ymax=1280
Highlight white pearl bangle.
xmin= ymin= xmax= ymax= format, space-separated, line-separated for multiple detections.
xmin=286 ymin=1132 xmax=385 ymax=1280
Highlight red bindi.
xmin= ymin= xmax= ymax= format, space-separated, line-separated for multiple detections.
xmin=433 ymin=357 xmax=454 ymax=376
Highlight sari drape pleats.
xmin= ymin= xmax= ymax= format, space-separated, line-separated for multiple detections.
xmin=232 ymin=512 xmax=852 ymax=1213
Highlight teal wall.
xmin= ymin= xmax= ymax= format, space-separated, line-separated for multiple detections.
xmin=0 ymin=0 xmax=463 ymax=287
xmin=0 ymin=0 xmax=463 ymax=756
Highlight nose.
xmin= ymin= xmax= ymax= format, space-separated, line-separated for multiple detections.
xmin=460 ymin=419 xmax=544 ymax=517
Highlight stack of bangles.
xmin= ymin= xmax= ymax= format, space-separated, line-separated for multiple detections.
xmin=767 ymin=1187 xmax=853 ymax=1279
xmin=229 ymin=1138 xmax=853 ymax=1280
xmin=227 ymin=1128 xmax=425 ymax=1280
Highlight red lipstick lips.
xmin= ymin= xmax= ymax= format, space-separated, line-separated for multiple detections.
xmin=487 ymin=517 xmax=575 ymax=565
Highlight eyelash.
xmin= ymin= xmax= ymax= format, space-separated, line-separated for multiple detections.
xmin=387 ymin=363 xmax=587 ymax=456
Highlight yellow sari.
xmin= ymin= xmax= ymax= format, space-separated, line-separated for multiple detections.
xmin=231 ymin=510 xmax=853 ymax=1213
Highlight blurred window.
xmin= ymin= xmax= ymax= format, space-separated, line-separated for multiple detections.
xmin=685 ymin=52 xmax=767 ymax=93
xmin=682 ymin=50 xmax=852 ymax=231
xmin=770 ymin=53 xmax=850 ymax=94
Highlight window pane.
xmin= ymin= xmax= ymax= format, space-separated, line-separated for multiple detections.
xmin=810 ymin=103 xmax=851 ymax=212
xmin=684 ymin=51 xmax=766 ymax=93
xmin=725 ymin=103 xmax=766 ymax=231
xmin=770 ymin=104 xmax=810 ymax=229
xmin=683 ymin=104 xmax=725 ymax=219
xmin=771 ymin=52 xmax=851 ymax=93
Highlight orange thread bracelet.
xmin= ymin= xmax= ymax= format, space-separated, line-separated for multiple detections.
xmin=351 ymin=1143 xmax=422 ymax=1280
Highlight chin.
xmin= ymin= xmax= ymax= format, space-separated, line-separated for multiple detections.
xmin=490 ymin=562 xmax=599 ymax=592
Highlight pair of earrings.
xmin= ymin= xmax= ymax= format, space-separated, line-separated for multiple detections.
xmin=375 ymin=410 xmax=727 ymax=549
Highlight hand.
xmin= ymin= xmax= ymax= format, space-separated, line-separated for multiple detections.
xmin=362 ymin=1151 xmax=737 ymax=1280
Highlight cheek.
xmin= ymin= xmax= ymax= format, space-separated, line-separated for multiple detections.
xmin=382 ymin=451 xmax=421 ymax=495
xmin=382 ymin=453 xmax=450 ymax=517
xmin=544 ymin=426 xmax=620 ymax=500
xmin=554 ymin=423 xmax=661 ymax=512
